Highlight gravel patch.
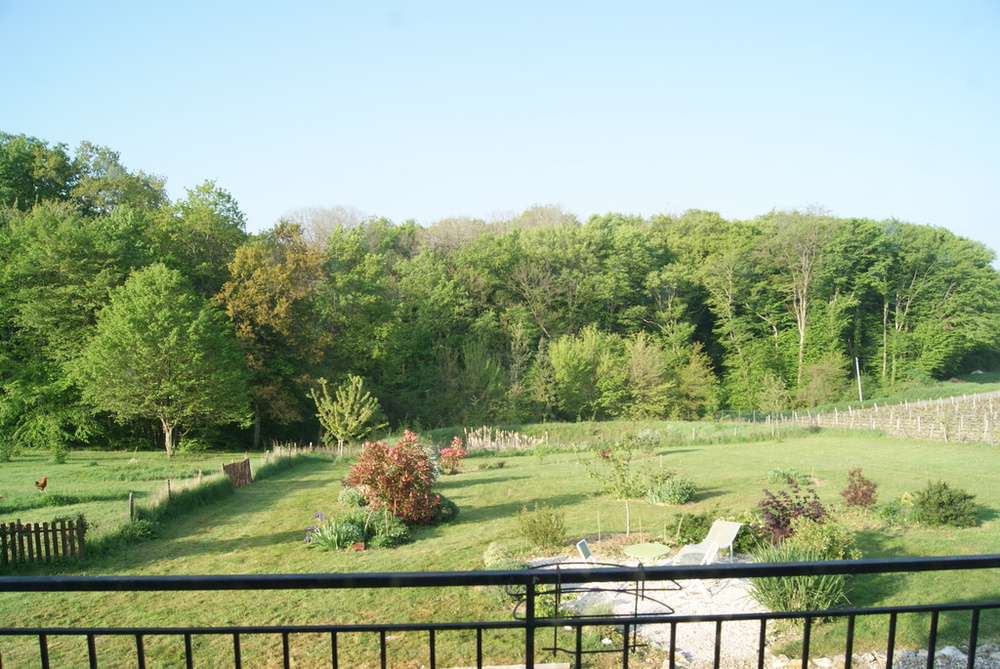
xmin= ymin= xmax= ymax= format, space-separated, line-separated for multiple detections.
xmin=529 ymin=555 xmax=767 ymax=667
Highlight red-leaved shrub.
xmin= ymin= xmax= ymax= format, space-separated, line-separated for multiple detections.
xmin=439 ymin=437 xmax=468 ymax=474
xmin=841 ymin=468 xmax=878 ymax=509
xmin=344 ymin=430 xmax=441 ymax=524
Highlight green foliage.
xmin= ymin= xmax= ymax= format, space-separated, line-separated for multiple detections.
xmin=345 ymin=508 xmax=412 ymax=548
xmin=482 ymin=541 xmax=516 ymax=567
xmin=878 ymin=494 xmax=916 ymax=527
xmin=429 ymin=494 xmax=460 ymax=525
xmin=337 ymin=486 xmax=369 ymax=508
xmin=913 ymin=481 xmax=979 ymax=528
xmin=310 ymin=375 xmax=387 ymax=451
xmin=767 ymin=468 xmax=811 ymax=485
xmin=669 ymin=512 xmax=713 ymax=546
xmin=89 ymin=519 xmax=159 ymax=556
xmin=75 ymin=263 xmax=251 ymax=456
xmin=646 ymin=476 xmax=697 ymax=505
xmin=749 ymin=518 xmax=860 ymax=613
xmin=306 ymin=515 xmax=366 ymax=551
xmin=135 ymin=476 xmax=235 ymax=524
xmin=5 ymin=131 xmax=1000 ymax=441
xmin=584 ymin=435 xmax=654 ymax=499
xmin=516 ymin=503 xmax=566 ymax=549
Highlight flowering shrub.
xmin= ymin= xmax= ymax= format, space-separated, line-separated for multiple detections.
xmin=344 ymin=430 xmax=442 ymax=524
xmin=439 ymin=437 xmax=468 ymax=474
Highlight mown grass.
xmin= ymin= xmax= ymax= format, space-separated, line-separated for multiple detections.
xmin=1 ymin=431 xmax=999 ymax=666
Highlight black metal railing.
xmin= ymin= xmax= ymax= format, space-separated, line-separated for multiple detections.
xmin=2 ymin=555 xmax=1000 ymax=669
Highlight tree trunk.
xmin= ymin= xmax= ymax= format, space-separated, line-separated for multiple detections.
xmin=161 ymin=419 xmax=175 ymax=458
xmin=252 ymin=402 xmax=262 ymax=451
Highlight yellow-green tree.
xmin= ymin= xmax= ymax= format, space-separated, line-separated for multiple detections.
xmin=310 ymin=375 xmax=387 ymax=454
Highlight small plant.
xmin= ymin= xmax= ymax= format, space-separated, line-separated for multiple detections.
xmin=516 ymin=503 xmax=566 ymax=549
xmin=840 ymin=468 xmax=878 ymax=509
xmin=439 ymin=437 xmax=468 ymax=474
xmin=584 ymin=436 xmax=648 ymax=499
xmin=757 ymin=482 xmax=828 ymax=545
xmin=365 ymin=512 xmax=411 ymax=549
xmin=913 ymin=481 xmax=979 ymax=528
xmin=878 ymin=493 xmax=916 ymax=527
xmin=337 ymin=486 xmax=368 ymax=508
xmin=767 ymin=468 xmax=810 ymax=485
xmin=305 ymin=512 xmax=366 ymax=550
xmin=646 ymin=476 xmax=697 ymax=505
xmin=477 ymin=459 xmax=506 ymax=471
xmin=748 ymin=517 xmax=860 ymax=613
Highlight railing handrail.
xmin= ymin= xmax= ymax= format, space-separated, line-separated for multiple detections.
xmin=3 ymin=554 xmax=1000 ymax=592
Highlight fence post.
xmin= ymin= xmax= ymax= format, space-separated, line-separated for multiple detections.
xmin=524 ymin=574 xmax=536 ymax=669
xmin=129 ymin=492 xmax=135 ymax=522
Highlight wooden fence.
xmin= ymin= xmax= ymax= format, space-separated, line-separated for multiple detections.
xmin=0 ymin=518 xmax=85 ymax=565
xmin=781 ymin=391 xmax=1000 ymax=445
xmin=222 ymin=458 xmax=252 ymax=488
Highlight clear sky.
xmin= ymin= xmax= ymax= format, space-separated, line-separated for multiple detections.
xmin=2 ymin=1 xmax=998 ymax=259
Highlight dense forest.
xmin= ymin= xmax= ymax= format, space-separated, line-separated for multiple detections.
xmin=2 ymin=132 xmax=999 ymax=455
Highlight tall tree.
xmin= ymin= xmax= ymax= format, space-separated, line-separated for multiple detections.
xmin=217 ymin=221 xmax=326 ymax=448
xmin=153 ymin=181 xmax=248 ymax=297
xmin=0 ymin=133 xmax=75 ymax=214
xmin=70 ymin=141 xmax=167 ymax=216
xmin=0 ymin=203 xmax=153 ymax=453
xmin=76 ymin=264 xmax=250 ymax=456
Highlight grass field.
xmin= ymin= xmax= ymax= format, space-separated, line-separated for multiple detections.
xmin=1 ymin=430 xmax=999 ymax=666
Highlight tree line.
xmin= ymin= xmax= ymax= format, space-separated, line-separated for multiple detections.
xmin=2 ymin=132 xmax=999 ymax=456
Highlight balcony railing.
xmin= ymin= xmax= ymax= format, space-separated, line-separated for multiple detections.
xmin=2 ymin=555 xmax=999 ymax=668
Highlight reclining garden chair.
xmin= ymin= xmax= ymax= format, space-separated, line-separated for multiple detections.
xmin=672 ymin=520 xmax=742 ymax=565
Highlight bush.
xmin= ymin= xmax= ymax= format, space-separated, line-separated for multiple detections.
xmin=841 ymin=468 xmax=878 ymax=509
xmin=516 ymin=503 xmax=566 ymax=549
xmin=757 ymin=482 xmax=829 ymax=545
xmin=878 ymin=494 xmax=916 ymax=527
xmin=748 ymin=517 xmax=860 ymax=613
xmin=429 ymin=494 xmax=459 ymax=525
xmin=338 ymin=486 xmax=369 ymax=508
xmin=439 ymin=437 xmax=468 ymax=474
xmin=344 ymin=430 xmax=441 ymax=524
xmin=646 ymin=476 xmax=697 ymax=505
xmin=913 ymin=481 xmax=979 ymax=528
xmin=668 ymin=512 xmax=713 ymax=546
xmin=367 ymin=512 xmax=411 ymax=549
xmin=477 ymin=459 xmax=506 ymax=471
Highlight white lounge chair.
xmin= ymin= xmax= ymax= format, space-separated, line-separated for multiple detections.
xmin=672 ymin=520 xmax=741 ymax=565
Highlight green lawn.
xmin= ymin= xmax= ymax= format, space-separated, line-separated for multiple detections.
xmin=1 ymin=431 xmax=999 ymax=666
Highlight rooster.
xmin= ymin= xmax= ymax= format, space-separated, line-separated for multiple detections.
xmin=35 ymin=476 xmax=47 ymax=492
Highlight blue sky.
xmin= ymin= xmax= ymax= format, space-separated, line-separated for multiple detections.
xmin=2 ymin=1 xmax=998 ymax=259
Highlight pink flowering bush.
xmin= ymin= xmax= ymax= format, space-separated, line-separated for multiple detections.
xmin=439 ymin=437 xmax=468 ymax=475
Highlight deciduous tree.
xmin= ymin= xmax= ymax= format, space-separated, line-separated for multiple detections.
xmin=76 ymin=264 xmax=250 ymax=456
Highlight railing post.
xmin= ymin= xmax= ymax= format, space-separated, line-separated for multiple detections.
xmin=524 ymin=574 xmax=536 ymax=669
